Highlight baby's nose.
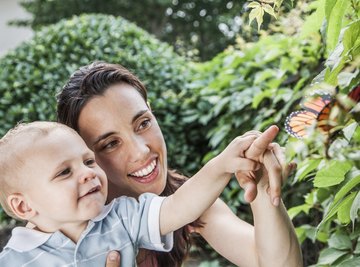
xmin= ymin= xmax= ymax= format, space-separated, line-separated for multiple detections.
xmin=79 ymin=167 xmax=96 ymax=183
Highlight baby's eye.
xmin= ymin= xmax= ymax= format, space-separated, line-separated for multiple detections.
xmin=85 ymin=158 xmax=96 ymax=166
xmin=56 ymin=168 xmax=71 ymax=178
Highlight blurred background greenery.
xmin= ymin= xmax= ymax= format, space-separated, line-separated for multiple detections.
xmin=0 ymin=0 xmax=359 ymax=266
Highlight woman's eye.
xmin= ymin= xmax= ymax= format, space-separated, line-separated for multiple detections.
xmin=102 ymin=140 xmax=119 ymax=150
xmin=139 ymin=118 xmax=151 ymax=130
xmin=85 ymin=158 xmax=96 ymax=166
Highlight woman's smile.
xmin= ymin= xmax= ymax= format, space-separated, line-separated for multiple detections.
xmin=128 ymin=158 xmax=160 ymax=184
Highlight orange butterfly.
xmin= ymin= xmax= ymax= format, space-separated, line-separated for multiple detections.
xmin=285 ymin=85 xmax=360 ymax=139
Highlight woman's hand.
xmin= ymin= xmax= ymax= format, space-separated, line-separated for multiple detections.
xmin=235 ymin=126 xmax=296 ymax=206
xmin=105 ymin=251 xmax=120 ymax=267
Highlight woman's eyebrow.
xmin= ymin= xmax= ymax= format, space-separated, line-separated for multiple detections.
xmin=132 ymin=110 xmax=149 ymax=124
xmin=93 ymin=132 xmax=116 ymax=146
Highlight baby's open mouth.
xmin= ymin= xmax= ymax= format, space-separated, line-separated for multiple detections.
xmin=80 ymin=185 xmax=101 ymax=199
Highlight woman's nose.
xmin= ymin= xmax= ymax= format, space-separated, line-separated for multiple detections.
xmin=127 ymin=136 xmax=150 ymax=163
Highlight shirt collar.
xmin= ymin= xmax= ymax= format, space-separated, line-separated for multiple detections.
xmin=5 ymin=200 xmax=116 ymax=252
xmin=91 ymin=198 xmax=115 ymax=222
xmin=5 ymin=227 xmax=52 ymax=252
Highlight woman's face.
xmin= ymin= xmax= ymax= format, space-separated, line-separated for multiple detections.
xmin=77 ymin=83 xmax=168 ymax=199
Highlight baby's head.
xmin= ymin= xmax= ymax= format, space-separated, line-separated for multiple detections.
xmin=0 ymin=121 xmax=107 ymax=232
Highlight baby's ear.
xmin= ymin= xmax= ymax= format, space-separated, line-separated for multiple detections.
xmin=7 ymin=193 xmax=36 ymax=220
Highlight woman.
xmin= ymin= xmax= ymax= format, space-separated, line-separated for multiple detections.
xmin=57 ymin=62 xmax=302 ymax=267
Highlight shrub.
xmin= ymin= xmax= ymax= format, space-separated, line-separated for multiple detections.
xmin=286 ymin=17 xmax=360 ymax=266
xmin=0 ymin=14 xmax=196 ymax=173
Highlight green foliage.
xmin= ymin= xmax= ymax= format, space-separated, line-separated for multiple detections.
xmin=285 ymin=0 xmax=360 ymax=266
xmin=0 ymin=14 xmax=196 ymax=174
xmin=247 ymin=0 xmax=281 ymax=30
xmin=12 ymin=0 xmax=247 ymax=60
xmin=0 ymin=0 xmax=359 ymax=265
xmin=12 ymin=0 xmax=298 ymax=61
xmin=182 ymin=34 xmax=321 ymax=162
xmin=181 ymin=0 xmax=359 ymax=264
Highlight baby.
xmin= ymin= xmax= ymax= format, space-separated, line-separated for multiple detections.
xmin=0 ymin=121 xmax=264 ymax=266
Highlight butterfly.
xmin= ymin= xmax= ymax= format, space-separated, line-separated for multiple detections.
xmin=285 ymin=85 xmax=360 ymax=139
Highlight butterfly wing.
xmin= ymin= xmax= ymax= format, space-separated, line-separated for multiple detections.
xmin=301 ymin=93 xmax=332 ymax=114
xmin=285 ymin=86 xmax=360 ymax=139
xmin=285 ymin=93 xmax=334 ymax=138
xmin=285 ymin=110 xmax=318 ymax=138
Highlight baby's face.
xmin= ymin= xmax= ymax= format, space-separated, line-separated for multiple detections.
xmin=20 ymin=128 xmax=108 ymax=229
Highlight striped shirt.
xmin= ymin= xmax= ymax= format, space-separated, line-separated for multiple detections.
xmin=0 ymin=193 xmax=173 ymax=267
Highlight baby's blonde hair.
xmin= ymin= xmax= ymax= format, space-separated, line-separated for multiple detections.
xmin=0 ymin=121 xmax=74 ymax=219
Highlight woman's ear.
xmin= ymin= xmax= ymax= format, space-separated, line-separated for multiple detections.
xmin=7 ymin=193 xmax=36 ymax=220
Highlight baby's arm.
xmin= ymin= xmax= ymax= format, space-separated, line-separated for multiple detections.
xmin=159 ymin=126 xmax=278 ymax=235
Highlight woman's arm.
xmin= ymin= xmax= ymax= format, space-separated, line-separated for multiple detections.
xmin=195 ymin=145 xmax=302 ymax=267
xmin=194 ymin=198 xmax=258 ymax=266
xmin=195 ymin=195 xmax=302 ymax=267
xmin=250 ymin=182 xmax=302 ymax=267
xmin=194 ymin=129 xmax=302 ymax=267
xmin=248 ymin=145 xmax=302 ymax=266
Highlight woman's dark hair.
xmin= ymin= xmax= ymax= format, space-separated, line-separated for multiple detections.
xmin=57 ymin=62 xmax=148 ymax=132
xmin=57 ymin=62 xmax=201 ymax=266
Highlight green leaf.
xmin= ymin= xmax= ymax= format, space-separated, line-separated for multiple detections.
xmin=319 ymin=192 xmax=356 ymax=229
xmin=295 ymin=226 xmax=307 ymax=244
xmin=249 ymin=7 xmax=258 ymax=26
xmin=317 ymin=247 xmax=348 ymax=265
xmin=313 ymin=160 xmax=352 ymax=187
xmin=209 ymin=124 xmax=231 ymax=148
xmin=328 ymin=233 xmax=352 ymax=250
xmin=355 ymin=239 xmax=360 ymax=253
xmin=287 ymin=203 xmax=312 ymax=219
xmin=212 ymin=96 xmax=231 ymax=117
xmin=350 ymin=191 xmax=360 ymax=225
xmin=343 ymin=122 xmax=358 ymax=141
xmin=252 ymin=90 xmax=273 ymax=109
xmin=199 ymin=260 xmax=222 ymax=267
xmin=249 ymin=6 xmax=264 ymax=31
xmin=343 ymin=20 xmax=360 ymax=57
xmin=317 ymin=172 xmax=360 ymax=228
xmin=336 ymin=257 xmax=360 ymax=267
xmin=263 ymin=4 xmax=277 ymax=19
xmin=324 ymin=0 xmax=337 ymax=21
xmin=334 ymin=172 xmax=360 ymax=203
xmin=294 ymin=158 xmax=322 ymax=182
xmin=247 ymin=2 xmax=261 ymax=9
xmin=300 ymin=0 xmax=326 ymax=38
xmin=261 ymin=0 xmax=275 ymax=3
xmin=337 ymin=192 xmax=357 ymax=224
xmin=319 ymin=203 xmax=341 ymax=229
xmin=274 ymin=0 xmax=283 ymax=9
xmin=304 ymin=224 xmax=318 ymax=242
xmin=325 ymin=0 xmax=350 ymax=54
xmin=317 ymin=230 xmax=330 ymax=243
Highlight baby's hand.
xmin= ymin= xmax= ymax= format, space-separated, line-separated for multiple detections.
xmin=213 ymin=125 xmax=278 ymax=178
xmin=236 ymin=125 xmax=296 ymax=206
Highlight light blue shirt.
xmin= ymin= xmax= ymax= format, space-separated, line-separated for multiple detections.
xmin=0 ymin=193 xmax=173 ymax=267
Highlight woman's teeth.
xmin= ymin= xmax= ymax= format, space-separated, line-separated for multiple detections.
xmin=130 ymin=160 xmax=156 ymax=177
